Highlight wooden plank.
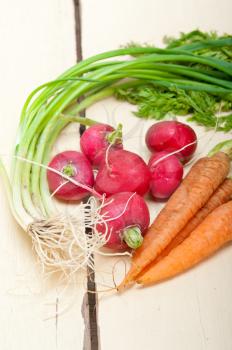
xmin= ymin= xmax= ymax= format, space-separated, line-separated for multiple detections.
xmin=81 ymin=0 xmax=232 ymax=57
xmin=85 ymin=92 xmax=232 ymax=350
xmin=1 ymin=0 xmax=232 ymax=349
xmin=81 ymin=1 xmax=232 ymax=349
xmin=0 ymin=1 xmax=85 ymax=349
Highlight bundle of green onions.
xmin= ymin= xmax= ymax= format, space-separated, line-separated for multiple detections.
xmin=0 ymin=31 xmax=232 ymax=272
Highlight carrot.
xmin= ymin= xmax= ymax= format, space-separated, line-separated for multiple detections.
xmin=142 ymin=177 xmax=232 ymax=272
xmin=137 ymin=200 xmax=232 ymax=285
xmin=118 ymin=152 xmax=230 ymax=290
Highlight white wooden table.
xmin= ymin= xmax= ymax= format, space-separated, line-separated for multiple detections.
xmin=0 ymin=1 xmax=232 ymax=349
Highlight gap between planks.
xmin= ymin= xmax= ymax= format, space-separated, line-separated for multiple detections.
xmin=73 ymin=1 xmax=100 ymax=350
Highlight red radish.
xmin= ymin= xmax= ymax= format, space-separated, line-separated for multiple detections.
xmin=97 ymin=192 xmax=150 ymax=250
xmin=95 ymin=149 xmax=151 ymax=197
xmin=80 ymin=123 xmax=123 ymax=168
xmin=47 ymin=151 xmax=94 ymax=201
xmin=148 ymin=151 xmax=183 ymax=200
xmin=145 ymin=121 xmax=197 ymax=162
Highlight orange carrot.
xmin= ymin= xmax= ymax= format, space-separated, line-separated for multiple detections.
xmin=137 ymin=200 xmax=232 ymax=285
xmin=118 ymin=152 xmax=230 ymax=290
xmin=148 ymin=177 xmax=232 ymax=266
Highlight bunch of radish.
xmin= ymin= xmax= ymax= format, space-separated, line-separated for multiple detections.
xmin=46 ymin=120 xmax=197 ymax=251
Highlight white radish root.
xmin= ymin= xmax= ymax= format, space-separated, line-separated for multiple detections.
xmin=27 ymin=196 xmax=110 ymax=275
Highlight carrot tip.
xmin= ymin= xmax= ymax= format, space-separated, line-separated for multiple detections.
xmin=117 ymin=282 xmax=127 ymax=292
xmin=136 ymin=281 xmax=142 ymax=286
xmin=117 ymin=278 xmax=134 ymax=292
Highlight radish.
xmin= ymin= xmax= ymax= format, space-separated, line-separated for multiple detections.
xmin=80 ymin=123 xmax=123 ymax=168
xmin=97 ymin=192 xmax=150 ymax=250
xmin=47 ymin=151 xmax=94 ymax=201
xmin=95 ymin=149 xmax=151 ymax=197
xmin=145 ymin=121 xmax=197 ymax=162
xmin=148 ymin=151 xmax=183 ymax=200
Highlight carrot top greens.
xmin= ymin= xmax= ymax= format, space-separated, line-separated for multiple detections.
xmin=116 ymin=30 xmax=232 ymax=131
xmin=115 ymin=86 xmax=232 ymax=131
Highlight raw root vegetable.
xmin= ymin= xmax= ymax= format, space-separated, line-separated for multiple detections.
xmin=96 ymin=192 xmax=150 ymax=250
xmin=47 ymin=151 xmax=94 ymax=201
xmin=148 ymin=151 xmax=183 ymax=199
xmin=137 ymin=200 xmax=232 ymax=285
xmin=118 ymin=152 xmax=230 ymax=290
xmin=138 ymin=177 xmax=232 ymax=275
xmin=80 ymin=123 xmax=123 ymax=168
xmin=95 ymin=149 xmax=151 ymax=197
xmin=145 ymin=121 xmax=197 ymax=162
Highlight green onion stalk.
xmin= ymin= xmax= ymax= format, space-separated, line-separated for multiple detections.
xmin=0 ymin=40 xmax=232 ymax=272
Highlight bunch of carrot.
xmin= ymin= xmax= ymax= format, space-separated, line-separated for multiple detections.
xmin=118 ymin=150 xmax=232 ymax=289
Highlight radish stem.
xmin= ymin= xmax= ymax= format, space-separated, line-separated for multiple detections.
xmin=62 ymin=164 xmax=76 ymax=177
xmin=123 ymin=227 xmax=143 ymax=249
xmin=107 ymin=123 xmax=123 ymax=145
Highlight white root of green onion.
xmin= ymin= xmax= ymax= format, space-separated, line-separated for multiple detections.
xmin=1 ymin=46 xmax=232 ymax=274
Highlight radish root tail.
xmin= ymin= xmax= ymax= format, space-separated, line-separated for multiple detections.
xmin=27 ymin=197 xmax=110 ymax=275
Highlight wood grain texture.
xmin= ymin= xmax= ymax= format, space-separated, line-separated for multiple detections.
xmin=81 ymin=1 xmax=232 ymax=349
xmin=1 ymin=0 xmax=232 ymax=349
xmin=0 ymin=1 xmax=85 ymax=349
